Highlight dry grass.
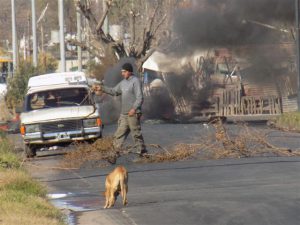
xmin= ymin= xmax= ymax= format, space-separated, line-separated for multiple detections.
xmin=0 ymin=136 xmax=66 ymax=225
xmin=0 ymin=170 xmax=65 ymax=225
xmin=0 ymin=99 xmax=12 ymax=121
xmin=273 ymin=112 xmax=300 ymax=132
xmin=0 ymin=136 xmax=21 ymax=169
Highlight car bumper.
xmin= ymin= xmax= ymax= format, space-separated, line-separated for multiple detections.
xmin=23 ymin=127 xmax=102 ymax=144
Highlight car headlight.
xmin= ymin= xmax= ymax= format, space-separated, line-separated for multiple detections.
xmin=25 ymin=124 xmax=40 ymax=133
xmin=83 ymin=118 xmax=102 ymax=128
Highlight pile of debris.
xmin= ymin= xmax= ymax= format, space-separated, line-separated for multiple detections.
xmin=141 ymin=118 xmax=300 ymax=163
xmin=61 ymin=137 xmax=119 ymax=168
xmin=61 ymin=119 xmax=300 ymax=168
xmin=208 ymin=118 xmax=299 ymax=158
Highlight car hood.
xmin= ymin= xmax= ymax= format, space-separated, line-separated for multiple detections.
xmin=20 ymin=105 xmax=98 ymax=124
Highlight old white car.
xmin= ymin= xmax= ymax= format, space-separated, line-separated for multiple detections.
xmin=20 ymin=72 xmax=103 ymax=157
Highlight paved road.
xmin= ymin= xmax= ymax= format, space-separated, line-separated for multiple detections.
xmin=27 ymin=156 xmax=300 ymax=225
xmin=23 ymin=123 xmax=300 ymax=225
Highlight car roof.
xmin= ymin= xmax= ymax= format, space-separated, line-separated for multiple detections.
xmin=27 ymin=84 xmax=89 ymax=95
xmin=27 ymin=72 xmax=88 ymax=94
xmin=28 ymin=72 xmax=87 ymax=88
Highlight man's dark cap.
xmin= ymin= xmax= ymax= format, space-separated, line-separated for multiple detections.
xmin=121 ymin=63 xmax=133 ymax=72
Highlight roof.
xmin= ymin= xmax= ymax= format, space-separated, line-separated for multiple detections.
xmin=27 ymin=84 xmax=89 ymax=95
xmin=142 ymin=50 xmax=208 ymax=73
xmin=27 ymin=72 xmax=88 ymax=93
xmin=142 ymin=51 xmax=162 ymax=71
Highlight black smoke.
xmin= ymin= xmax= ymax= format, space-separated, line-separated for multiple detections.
xmin=168 ymin=0 xmax=296 ymax=115
xmin=174 ymin=0 xmax=294 ymax=49
xmin=103 ymin=57 xmax=137 ymax=87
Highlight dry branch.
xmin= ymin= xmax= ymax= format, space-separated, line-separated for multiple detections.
xmin=66 ymin=38 xmax=104 ymax=59
xmin=152 ymin=14 xmax=167 ymax=36
xmin=74 ymin=0 xmax=168 ymax=72
xmin=148 ymin=143 xmax=172 ymax=155
xmin=95 ymin=0 xmax=112 ymax=33
xmin=76 ymin=0 xmax=97 ymax=26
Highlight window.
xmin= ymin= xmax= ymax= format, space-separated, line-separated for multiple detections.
xmin=25 ymin=88 xmax=90 ymax=111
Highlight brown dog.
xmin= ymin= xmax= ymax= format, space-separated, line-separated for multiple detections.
xmin=104 ymin=166 xmax=128 ymax=209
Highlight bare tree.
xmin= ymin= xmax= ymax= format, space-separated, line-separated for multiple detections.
xmin=73 ymin=0 xmax=177 ymax=71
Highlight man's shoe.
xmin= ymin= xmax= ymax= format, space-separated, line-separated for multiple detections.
xmin=139 ymin=149 xmax=148 ymax=157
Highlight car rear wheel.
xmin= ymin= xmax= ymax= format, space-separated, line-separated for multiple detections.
xmin=24 ymin=144 xmax=37 ymax=158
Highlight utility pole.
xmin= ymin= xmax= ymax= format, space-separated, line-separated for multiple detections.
xmin=102 ymin=0 xmax=109 ymax=35
xmin=11 ymin=0 xmax=17 ymax=71
xmin=296 ymin=0 xmax=300 ymax=110
xmin=58 ymin=0 xmax=66 ymax=72
xmin=27 ymin=13 xmax=31 ymax=59
xmin=85 ymin=18 xmax=91 ymax=61
xmin=77 ymin=7 xmax=82 ymax=71
xmin=37 ymin=3 xmax=49 ymax=53
xmin=41 ymin=25 xmax=44 ymax=53
xmin=31 ymin=0 xmax=38 ymax=67
xmin=23 ymin=34 xmax=26 ymax=60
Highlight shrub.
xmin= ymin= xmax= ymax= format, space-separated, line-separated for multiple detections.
xmin=0 ymin=136 xmax=20 ymax=169
xmin=6 ymin=53 xmax=58 ymax=109
xmin=274 ymin=112 xmax=300 ymax=131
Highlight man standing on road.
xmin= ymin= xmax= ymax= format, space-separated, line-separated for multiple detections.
xmin=94 ymin=62 xmax=147 ymax=156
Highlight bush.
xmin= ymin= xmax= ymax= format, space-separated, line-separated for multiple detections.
xmin=0 ymin=136 xmax=20 ymax=169
xmin=6 ymin=61 xmax=35 ymax=109
xmin=274 ymin=112 xmax=300 ymax=131
xmin=6 ymin=53 xmax=58 ymax=109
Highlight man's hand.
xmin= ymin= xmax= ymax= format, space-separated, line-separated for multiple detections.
xmin=128 ymin=108 xmax=136 ymax=116
xmin=92 ymin=84 xmax=103 ymax=95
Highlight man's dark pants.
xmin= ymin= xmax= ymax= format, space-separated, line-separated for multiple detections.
xmin=113 ymin=114 xmax=146 ymax=153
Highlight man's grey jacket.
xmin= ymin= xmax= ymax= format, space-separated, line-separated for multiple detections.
xmin=102 ymin=75 xmax=143 ymax=115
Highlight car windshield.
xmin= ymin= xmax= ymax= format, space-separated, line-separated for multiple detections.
xmin=25 ymin=87 xmax=91 ymax=111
